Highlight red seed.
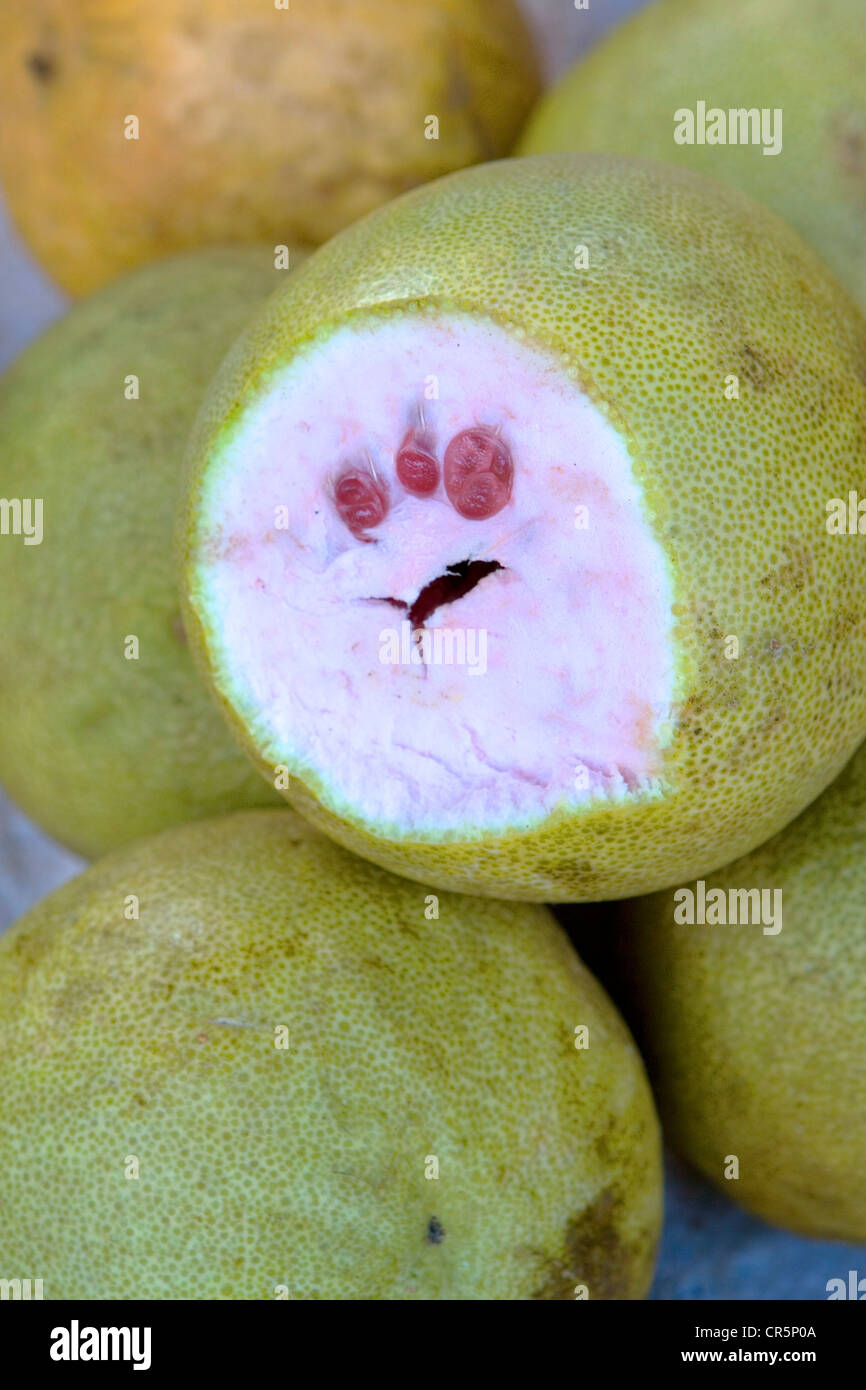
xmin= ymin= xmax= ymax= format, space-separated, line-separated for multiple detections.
xmin=443 ymin=426 xmax=513 ymax=520
xmin=455 ymin=472 xmax=509 ymax=521
xmin=395 ymin=427 xmax=440 ymax=497
xmin=333 ymin=465 xmax=388 ymax=539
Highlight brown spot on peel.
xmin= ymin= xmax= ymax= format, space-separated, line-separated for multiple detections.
xmin=532 ymin=1190 xmax=638 ymax=1300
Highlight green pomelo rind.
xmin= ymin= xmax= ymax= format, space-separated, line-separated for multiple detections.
xmin=0 ymin=808 xmax=662 ymax=1299
xmin=621 ymin=736 xmax=866 ymax=1241
xmin=518 ymin=0 xmax=866 ymax=309
xmin=0 ymin=246 xmax=301 ymax=857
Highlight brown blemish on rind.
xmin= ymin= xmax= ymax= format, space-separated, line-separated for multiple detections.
xmin=829 ymin=109 xmax=866 ymax=179
xmin=759 ymin=545 xmax=815 ymax=596
xmin=736 ymin=340 xmax=794 ymax=392
xmin=674 ymin=687 xmax=722 ymax=745
xmin=532 ymin=1190 xmax=636 ymax=1300
xmin=533 ymin=858 xmax=600 ymax=900
xmin=426 ymin=1216 xmax=445 ymax=1245
xmin=27 ymin=52 xmax=56 ymax=83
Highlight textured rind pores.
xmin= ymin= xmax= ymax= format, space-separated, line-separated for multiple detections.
xmin=0 ymin=810 xmax=662 ymax=1300
xmin=180 ymin=154 xmax=866 ymax=902
xmin=0 ymin=247 xmax=293 ymax=859
xmin=620 ymin=737 xmax=866 ymax=1241
xmin=518 ymin=0 xmax=866 ymax=310
xmin=0 ymin=0 xmax=541 ymax=296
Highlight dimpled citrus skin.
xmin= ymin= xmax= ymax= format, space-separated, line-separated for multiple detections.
xmin=0 ymin=810 xmax=662 ymax=1300
xmin=518 ymin=0 xmax=866 ymax=309
xmin=180 ymin=155 xmax=866 ymax=901
xmin=0 ymin=0 xmax=540 ymax=297
xmin=619 ymin=738 xmax=866 ymax=1240
xmin=0 ymin=247 xmax=296 ymax=859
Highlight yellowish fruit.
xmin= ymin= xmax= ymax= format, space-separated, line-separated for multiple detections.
xmin=180 ymin=154 xmax=866 ymax=901
xmin=0 ymin=246 xmax=296 ymax=858
xmin=620 ymin=740 xmax=866 ymax=1241
xmin=0 ymin=809 xmax=662 ymax=1299
xmin=518 ymin=0 xmax=866 ymax=308
xmin=0 ymin=0 xmax=541 ymax=296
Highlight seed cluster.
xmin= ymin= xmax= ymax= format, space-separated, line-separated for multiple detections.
xmin=333 ymin=424 xmax=514 ymax=539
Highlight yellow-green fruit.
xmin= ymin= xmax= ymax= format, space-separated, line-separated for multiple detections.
xmin=0 ymin=246 xmax=298 ymax=859
xmin=180 ymin=154 xmax=866 ymax=901
xmin=620 ymin=738 xmax=866 ymax=1240
xmin=0 ymin=0 xmax=540 ymax=297
xmin=0 ymin=809 xmax=662 ymax=1300
xmin=518 ymin=0 xmax=866 ymax=308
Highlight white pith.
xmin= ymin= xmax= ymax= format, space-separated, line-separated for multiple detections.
xmin=194 ymin=313 xmax=674 ymax=833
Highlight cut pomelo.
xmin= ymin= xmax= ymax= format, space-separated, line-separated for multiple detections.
xmin=193 ymin=314 xmax=672 ymax=837
xmin=180 ymin=155 xmax=866 ymax=901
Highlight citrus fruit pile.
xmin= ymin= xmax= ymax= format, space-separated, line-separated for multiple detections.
xmin=0 ymin=0 xmax=864 ymax=1299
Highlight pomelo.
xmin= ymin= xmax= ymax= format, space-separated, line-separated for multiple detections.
xmin=179 ymin=154 xmax=866 ymax=901
xmin=618 ymin=738 xmax=866 ymax=1241
xmin=0 ymin=246 xmax=298 ymax=858
xmin=0 ymin=0 xmax=540 ymax=296
xmin=518 ymin=0 xmax=866 ymax=309
xmin=0 ymin=809 xmax=662 ymax=1299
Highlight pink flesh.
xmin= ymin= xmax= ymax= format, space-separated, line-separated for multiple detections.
xmin=195 ymin=314 xmax=674 ymax=834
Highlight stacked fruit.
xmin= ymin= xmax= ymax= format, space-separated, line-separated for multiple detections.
xmin=0 ymin=0 xmax=864 ymax=1299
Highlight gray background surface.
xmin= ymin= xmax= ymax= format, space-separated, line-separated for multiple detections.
xmin=1 ymin=0 xmax=862 ymax=1302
